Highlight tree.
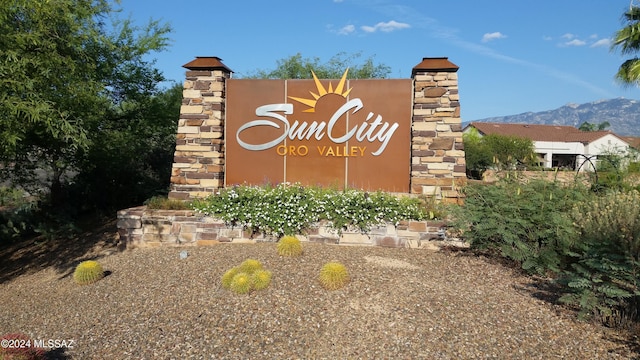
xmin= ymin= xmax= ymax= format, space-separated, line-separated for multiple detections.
xmin=73 ymin=83 xmax=181 ymax=211
xmin=244 ymin=52 xmax=391 ymax=79
xmin=611 ymin=4 xmax=640 ymax=85
xmin=462 ymin=128 xmax=493 ymax=179
xmin=578 ymin=121 xmax=611 ymax=131
xmin=463 ymin=131 xmax=537 ymax=179
xmin=0 ymin=0 xmax=172 ymax=209
xmin=483 ymin=134 xmax=537 ymax=170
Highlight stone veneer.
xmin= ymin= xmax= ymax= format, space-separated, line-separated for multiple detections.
xmin=168 ymin=56 xmax=466 ymax=202
xmin=169 ymin=57 xmax=230 ymax=200
xmin=125 ymin=56 xmax=467 ymax=249
xmin=411 ymin=58 xmax=466 ymax=202
xmin=116 ymin=207 xmax=461 ymax=250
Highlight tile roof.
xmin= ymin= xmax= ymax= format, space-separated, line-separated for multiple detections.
xmin=467 ymin=122 xmax=625 ymax=144
xmin=622 ymin=136 xmax=640 ymax=149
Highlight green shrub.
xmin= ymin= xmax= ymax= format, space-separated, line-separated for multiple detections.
xmin=451 ymin=177 xmax=589 ymax=275
xmin=0 ymin=187 xmax=28 ymax=207
xmin=73 ymin=260 xmax=105 ymax=285
xmin=0 ymin=187 xmax=40 ymax=243
xmin=277 ymin=235 xmax=303 ymax=257
xmin=558 ymin=190 xmax=640 ymax=323
xmin=190 ymin=183 xmax=426 ymax=237
xmin=319 ymin=261 xmax=349 ymax=290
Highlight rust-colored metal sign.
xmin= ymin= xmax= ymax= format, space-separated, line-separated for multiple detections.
xmin=225 ymin=71 xmax=411 ymax=191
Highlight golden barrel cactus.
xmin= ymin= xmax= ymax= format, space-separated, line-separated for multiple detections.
xmin=73 ymin=260 xmax=105 ymax=285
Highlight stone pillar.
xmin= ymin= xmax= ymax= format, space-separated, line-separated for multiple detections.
xmin=410 ymin=57 xmax=466 ymax=203
xmin=169 ymin=57 xmax=232 ymax=200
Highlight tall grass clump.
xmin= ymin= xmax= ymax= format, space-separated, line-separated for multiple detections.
xmin=451 ymin=177 xmax=590 ymax=275
xmin=144 ymin=196 xmax=191 ymax=210
xmin=559 ymin=190 xmax=640 ymax=325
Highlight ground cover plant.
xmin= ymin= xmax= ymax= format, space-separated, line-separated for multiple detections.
xmin=190 ymin=183 xmax=428 ymax=237
xmin=453 ymin=174 xmax=640 ymax=328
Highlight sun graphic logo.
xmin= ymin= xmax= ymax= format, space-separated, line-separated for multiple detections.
xmin=288 ymin=69 xmax=352 ymax=113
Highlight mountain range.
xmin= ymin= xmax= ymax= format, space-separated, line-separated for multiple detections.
xmin=468 ymin=98 xmax=640 ymax=137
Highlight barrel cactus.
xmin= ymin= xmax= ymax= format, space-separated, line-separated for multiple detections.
xmin=229 ymin=272 xmax=252 ymax=294
xmin=239 ymin=258 xmax=263 ymax=274
xmin=221 ymin=266 xmax=240 ymax=289
xmin=251 ymin=269 xmax=272 ymax=291
xmin=319 ymin=261 xmax=349 ymax=290
xmin=73 ymin=260 xmax=105 ymax=285
xmin=277 ymin=235 xmax=303 ymax=257
xmin=222 ymin=259 xmax=272 ymax=294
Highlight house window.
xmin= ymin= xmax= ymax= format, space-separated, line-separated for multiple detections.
xmin=552 ymin=154 xmax=577 ymax=169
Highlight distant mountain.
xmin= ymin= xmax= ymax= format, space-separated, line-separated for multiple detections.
xmin=468 ymin=98 xmax=640 ymax=137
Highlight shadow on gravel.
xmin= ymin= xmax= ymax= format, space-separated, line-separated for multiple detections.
xmin=45 ymin=347 xmax=71 ymax=360
xmin=0 ymin=218 xmax=121 ymax=284
xmin=513 ymin=270 xmax=640 ymax=358
xmin=514 ymin=278 xmax=564 ymax=304
xmin=602 ymin=334 xmax=640 ymax=359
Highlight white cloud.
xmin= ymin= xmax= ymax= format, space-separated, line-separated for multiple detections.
xmin=590 ymin=38 xmax=611 ymax=48
xmin=481 ymin=32 xmax=506 ymax=43
xmin=337 ymin=24 xmax=355 ymax=35
xmin=353 ymin=2 xmax=614 ymax=98
xmin=548 ymin=33 xmax=610 ymax=48
xmin=563 ymin=39 xmax=586 ymax=47
xmin=361 ymin=20 xmax=410 ymax=33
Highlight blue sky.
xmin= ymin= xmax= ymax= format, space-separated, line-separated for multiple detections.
xmin=117 ymin=0 xmax=637 ymax=121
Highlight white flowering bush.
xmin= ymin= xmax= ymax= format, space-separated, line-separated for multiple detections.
xmin=190 ymin=183 xmax=427 ymax=237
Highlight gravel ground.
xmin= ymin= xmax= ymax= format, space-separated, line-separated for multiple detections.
xmin=0 ymin=239 xmax=638 ymax=359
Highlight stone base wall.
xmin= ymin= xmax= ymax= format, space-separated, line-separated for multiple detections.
xmin=116 ymin=207 xmax=464 ymax=251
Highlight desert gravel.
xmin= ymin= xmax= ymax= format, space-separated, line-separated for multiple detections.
xmin=0 ymin=242 xmax=638 ymax=359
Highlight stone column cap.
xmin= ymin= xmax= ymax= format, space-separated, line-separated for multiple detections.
xmin=183 ymin=56 xmax=233 ymax=73
xmin=412 ymin=57 xmax=459 ymax=75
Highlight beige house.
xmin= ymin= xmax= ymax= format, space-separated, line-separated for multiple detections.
xmin=464 ymin=122 xmax=632 ymax=171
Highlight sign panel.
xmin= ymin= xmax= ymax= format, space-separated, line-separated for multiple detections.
xmin=225 ymin=71 xmax=411 ymax=191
